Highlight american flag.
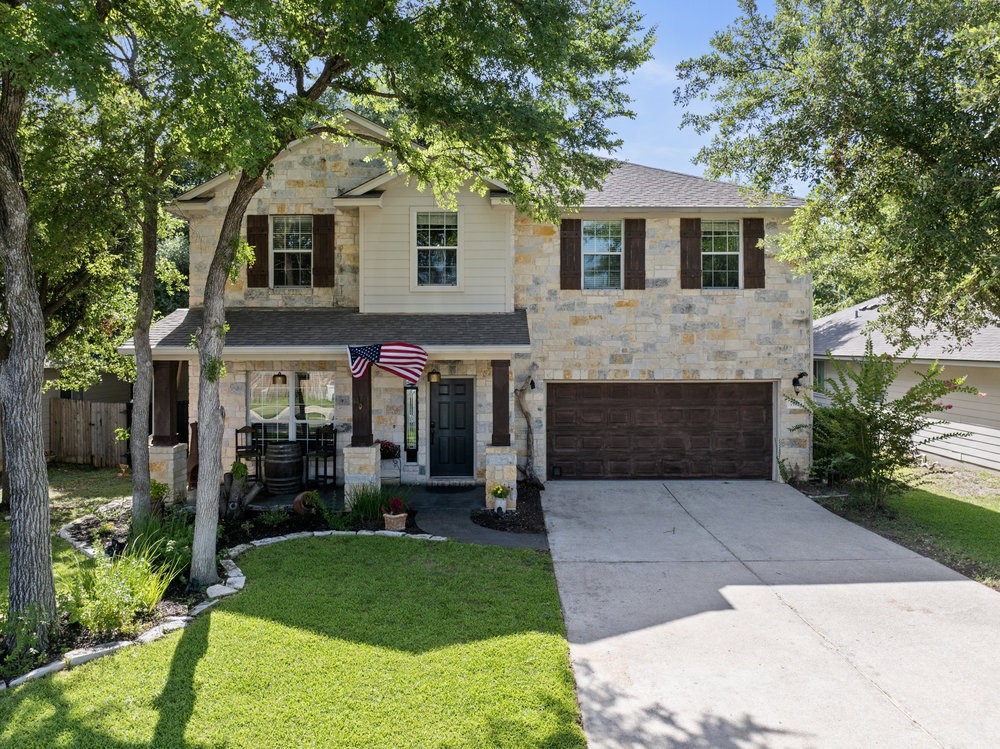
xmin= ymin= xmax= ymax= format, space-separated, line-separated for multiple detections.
xmin=348 ymin=342 xmax=428 ymax=384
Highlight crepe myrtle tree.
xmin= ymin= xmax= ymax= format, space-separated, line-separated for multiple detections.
xmin=186 ymin=0 xmax=653 ymax=587
xmin=675 ymin=0 xmax=1000 ymax=341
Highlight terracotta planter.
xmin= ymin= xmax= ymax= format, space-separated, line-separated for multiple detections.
xmin=383 ymin=512 xmax=407 ymax=531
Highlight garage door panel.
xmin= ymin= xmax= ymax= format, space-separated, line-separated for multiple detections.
xmin=547 ymin=382 xmax=772 ymax=480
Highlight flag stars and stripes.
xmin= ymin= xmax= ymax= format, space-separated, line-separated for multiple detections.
xmin=348 ymin=342 xmax=428 ymax=384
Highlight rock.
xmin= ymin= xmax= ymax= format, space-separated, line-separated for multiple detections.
xmin=410 ymin=534 xmax=434 ymax=540
xmin=226 ymin=543 xmax=253 ymax=558
xmin=428 ymin=536 xmax=449 ymax=542
xmin=9 ymin=660 xmax=65 ymax=687
xmin=206 ymin=584 xmax=237 ymax=598
xmin=220 ymin=558 xmax=239 ymax=574
xmin=328 ymin=530 xmax=355 ymax=536
xmin=313 ymin=530 xmax=334 ymax=537
xmin=356 ymin=530 xmax=375 ymax=536
xmin=161 ymin=618 xmax=190 ymax=633
xmin=225 ymin=576 xmax=246 ymax=591
xmin=64 ymin=641 xmax=131 ymax=668
xmin=375 ymin=530 xmax=404 ymax=538
xmin=282 ymin=532 xmax=313 ymax=541
xmin=189 ymin=600 xmax=218 ymax=617
xmin=137 ymin=626 xmax=166 ymax=644
xmin=252 ymin=536 xmax=284 ymax=547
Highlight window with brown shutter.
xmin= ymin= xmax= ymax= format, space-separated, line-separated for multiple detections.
xmin=313 ymin=214 xmax=335 ymax=288
xmin=560 ymin=218 xmax=582 ymax=290
xmin=246 ymin=215 xmax=269 ymax=288
xmin=623 ymin=218 xmax=646 ymax=290
xmin=679 ymin=218 xmax=701 ymax=289
xmin=743 ymin=218 xmax=766 ymax=289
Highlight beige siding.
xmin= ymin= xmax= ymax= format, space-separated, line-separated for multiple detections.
xmin=360 ymin=179 xmax=512 ymax=313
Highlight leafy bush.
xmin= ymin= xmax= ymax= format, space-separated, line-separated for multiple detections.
xmin=259 ymin=508 xmax=288 ymax=528
xmin=63 ymin=542 xmax=181 ymax=636
xmin=149 ymin=479 xmax=170 ymax=503
xmin=1 ymin=607 xmax=51 ymax=679
xmin=130 ymin=506 xmax=195 ymax=581
xmin=792 ymin=338 xmax=977 ymax=510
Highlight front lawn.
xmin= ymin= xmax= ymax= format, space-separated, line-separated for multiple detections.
xmin=814 ymin=468 xmax=1000 ymax=588
xmin=1 ymin=464 xmax=131 ymax=605
xmin=0 ymin=536 xmax=585 ymax=748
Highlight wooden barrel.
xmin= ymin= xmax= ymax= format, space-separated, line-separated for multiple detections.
xmin=264 ymin=442 xmax=303 ymax=495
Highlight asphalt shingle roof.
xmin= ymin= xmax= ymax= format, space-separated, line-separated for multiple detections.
xmin=814 ymin=299 xmax=1000 ymax=363
xmin=581 ymin=162 xmax=803 ymax=209
xmin=146 ymin=308 xmax=530 ymax=350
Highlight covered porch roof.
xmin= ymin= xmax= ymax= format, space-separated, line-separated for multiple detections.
xmin=123 ymin=308 xmax=532 ymax=360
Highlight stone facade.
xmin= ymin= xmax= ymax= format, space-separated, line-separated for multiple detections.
xmin=484 ymin=446 xmax=518 ymax=510
xmin=149 ymin=443 xmax=187 ymax=498
xmin=342 ymin=444 xmax=380 ymax=509
xmin=512 ymin=214 xmax=812 ymax=480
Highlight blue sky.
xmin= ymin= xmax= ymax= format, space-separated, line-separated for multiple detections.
xmin=611 ymin=0 xmax=749 ymax=177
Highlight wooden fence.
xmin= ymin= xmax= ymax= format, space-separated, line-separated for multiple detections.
xmin=50 ymin=399 xmax=128 ymax=468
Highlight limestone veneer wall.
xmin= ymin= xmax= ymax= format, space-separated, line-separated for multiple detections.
xmin=184 ymin=138 xmax=384 ymax=308
xmin=512 ymin=214 xmax=813 ymax=479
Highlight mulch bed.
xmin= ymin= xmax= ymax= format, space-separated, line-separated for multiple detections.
xmin=470 ymin=481 xmax=547 ymax=534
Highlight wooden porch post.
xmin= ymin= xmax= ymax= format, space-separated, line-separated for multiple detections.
xmin=151 ymin=361 xmax=179 ymax=447
xmin=491 ymin=359 xmax=511 ymax=447
xmin=351 ymin=368 xmax=374 ymax=447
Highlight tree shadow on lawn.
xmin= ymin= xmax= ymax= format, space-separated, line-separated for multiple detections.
xmin=222 ymin=536 xmax=567 ymax=654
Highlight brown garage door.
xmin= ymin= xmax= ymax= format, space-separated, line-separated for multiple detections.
xmin=546 ymin=382 xmax=773 ymax=479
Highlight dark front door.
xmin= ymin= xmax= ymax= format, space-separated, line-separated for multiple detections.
xmin=430 ymin=379 xmax=474 ymax=477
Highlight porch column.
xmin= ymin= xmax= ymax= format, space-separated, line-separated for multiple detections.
xmin=351 ymin=367 xmax=374 ymax=447
xmin=149 ymin=360 xmax=186 ymax=498
xmin=491 ymin=359 xmax=511 ymax=447
xmin=151 ymin=361 xmax=178 ymax=446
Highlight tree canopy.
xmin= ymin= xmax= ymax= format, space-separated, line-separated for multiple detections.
xmin=675 ymin=0 xmax=1000 ymax=340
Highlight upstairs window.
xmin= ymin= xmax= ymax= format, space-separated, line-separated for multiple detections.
xmin=582 ymin=220 xmax=623 ymax=290
xmin=701 ymin=220 xmax=741 ymax=289
xmin=416 ymin=211 xmax=458 ymax=286
xmin=272 ymin=215 xmax=313 ymax=287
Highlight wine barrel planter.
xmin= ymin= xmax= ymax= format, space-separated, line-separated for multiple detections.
xmin=264 ymin=442 xmax=303 ymax=495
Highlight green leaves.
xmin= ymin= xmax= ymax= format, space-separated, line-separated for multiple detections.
xmin=676 ymin=0 xmax=1000 ymax=339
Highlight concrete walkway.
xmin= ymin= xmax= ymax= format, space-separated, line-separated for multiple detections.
xmin=543 ymin=480 xmax=1000 ymax=748
xmin=407 ymin=485 xmax=548 ymax=550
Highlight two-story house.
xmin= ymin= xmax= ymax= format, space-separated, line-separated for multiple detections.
xmin=136 ymin=111 xmax=811 ymax=508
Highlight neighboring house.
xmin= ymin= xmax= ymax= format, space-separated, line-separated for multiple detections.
xmin=814 ymin=299 xmax=1000 ymax=472
xmin=130 ymin=111 xmax=811 ymax=505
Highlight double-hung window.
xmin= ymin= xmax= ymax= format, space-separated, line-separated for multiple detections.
xmin=272 ymin=215 xmax=313 ymax=287
xmin=416 ymin=211 xmax=458 ymax=286
xmin=247 ymin=371 xmax=335 ymax=445
xmin=582 ymin=220 xmax=623 ymax=290
xmin=701 ymin=220 xmax=741 ymax=289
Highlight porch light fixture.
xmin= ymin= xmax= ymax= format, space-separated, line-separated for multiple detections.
xmin=792 ymin=371 xmax=808 ymax=395
xmin=272 ymin=372 xmax=287 ymax=386
xmin=427 ymin=369 xmax=441 ymax=383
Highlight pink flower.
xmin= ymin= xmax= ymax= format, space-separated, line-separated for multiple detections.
xmin=944 ymin=404 xmax=954 ymax=410
xmin=979 ymin=392 xmax=988 ymax=398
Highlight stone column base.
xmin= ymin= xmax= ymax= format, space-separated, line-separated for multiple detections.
xmin=484 ymin=445 xmax=518 ymax=510
xmin=149 ymin=443 xmax=188 ymax=500
xmin=342 ymin=444 xmax=381 ymax=510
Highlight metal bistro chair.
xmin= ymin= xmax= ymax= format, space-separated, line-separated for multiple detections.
xmin=234 ymin=425 xmax=263 ymax=482
xmin=305 ymin=423 xmax=337 ymax=489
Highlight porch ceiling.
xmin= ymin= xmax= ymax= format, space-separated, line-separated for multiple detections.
xmin=124 ymin=307 xmax=531 ymax=359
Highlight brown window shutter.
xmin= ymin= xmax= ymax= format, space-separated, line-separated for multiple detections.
xmin=312 ymin=214 xmax=335 ymax=288
xmin=623 ymin=218 xmax=646 ymax=290
xmin=680 ymin=218 xmax=701 ymax=289
xmin=743 ymin=218 xmax=766 ymax=289
xmin=560 ymin=218 xmax=582 ymax=290
xmin=246 ymin=215 xmax=269 ymax=288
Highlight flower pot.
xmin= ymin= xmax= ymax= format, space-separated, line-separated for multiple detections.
xmin=383 ymin=512 xmax=407 ymax=531
xmin=493 ymin=497 xmax=507 ymax=513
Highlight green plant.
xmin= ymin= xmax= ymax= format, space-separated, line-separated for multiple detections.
xmin=129 ymin=506 xmax=196 ymax=580
xmin=62 ymin=542 xmax=181 ymax=636
xmin=348 ymin=483 xmax=408 ymax=524
xmin=0 ymin=607 xmax=52 ymax=680
xmin=790 ymin=338 xmax=978 ymax=510
xmin=149 ymin=479 xmax=170 ymax=503
xmin=114 ymin=427 xmax=130 ymax=443
xmin=490 ymin=484 xmax=512 ymax=499
xmin=259 ymin=508 xmax=288 ymax=528
xmin=321 ymin=507 xmax=350 ymax=531
xmin=231 ymin=461 xmax=249 ymax=481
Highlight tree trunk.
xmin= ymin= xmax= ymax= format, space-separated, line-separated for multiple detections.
xmin=129 ymin=157 xmax=158 ymax=529
xmin=0 ymin=72 xmax=56 ymax=640
xmin=189 ymin=170 xmax=264 ymax=587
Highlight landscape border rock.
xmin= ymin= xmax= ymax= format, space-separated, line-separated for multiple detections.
xmin=1 ymin=520 xmax=449 ymax=693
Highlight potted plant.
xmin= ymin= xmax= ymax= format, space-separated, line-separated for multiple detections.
xmin=293 ymin=489 xmax=323 ymax=515
xmin=490 ymin=484 xmax=512 ymax=513
xmin=378 ymin=439 xmax=401 ymax=483
xmin=382 ymin=496 xmax=408 ymax=531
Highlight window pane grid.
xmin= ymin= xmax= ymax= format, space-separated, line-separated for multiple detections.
xmin=416 ymin=211 xmax=458 ymax=286
xmin=273 ymin=215 xmax=313 ymax=287
xmin=701 ymin=220 xmax=740 ymax=289
xmin=582 ymin=220 xmax=623 ymax=289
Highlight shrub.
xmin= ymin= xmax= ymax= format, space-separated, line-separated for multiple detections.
xmin=259 ymin=508 xmax=288 ymax=528
xmin=63 ymin=542 xmax=181 ymax=636
xmin=130 ymin=506 xmax=196 ymax=581
xmin=149 ymin=479 xmax=170 ymax=503
xmin=791 ymin=337 xmax=977 ymax=510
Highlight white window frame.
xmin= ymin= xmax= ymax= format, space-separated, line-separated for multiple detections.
xmin=410 ymin=207 xmax=464 ymax=292
xmin=581 ymin=219 xmax=624 ymax=291
xmin=270 ymin=215 xmax=314 ymax=289
xmin=700 ymin=218 xmax=743 ymax=290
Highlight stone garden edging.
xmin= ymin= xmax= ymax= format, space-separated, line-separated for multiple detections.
xmin=2 ymin=523 xmax=449 ymax=693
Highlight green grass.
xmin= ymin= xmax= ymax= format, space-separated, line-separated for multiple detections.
xmin=1 ymin=464 xmax=131 ymax=605
xmin=0 ymin=537 xmax=584 ymax=748
xmin=817 ymin=472 xmax=1000 ymax=586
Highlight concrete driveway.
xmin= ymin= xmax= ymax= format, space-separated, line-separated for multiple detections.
xmin=543 ymin=481 xmax=1000 ymax=748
